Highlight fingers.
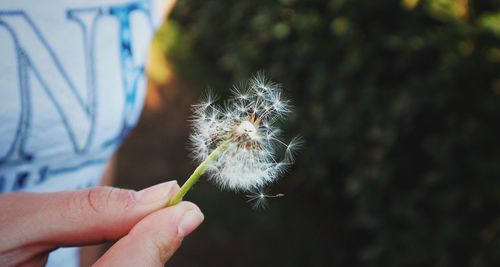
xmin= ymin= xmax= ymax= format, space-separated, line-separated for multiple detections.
xmin=94 ymin=202 xmax=203 ymax=267
xmin=0 ymin=181 xmax=180 ymax=248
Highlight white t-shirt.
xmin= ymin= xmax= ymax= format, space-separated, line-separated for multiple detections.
xmin=0 ymin=0 xmax=165 ymax=265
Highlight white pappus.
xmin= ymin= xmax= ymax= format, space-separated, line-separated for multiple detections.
xmin=246 ymin=190 xmax=285 ymax=210
xmin=189 ymin=73 xmax=302 ymax=193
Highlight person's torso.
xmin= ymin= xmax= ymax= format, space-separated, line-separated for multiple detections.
xmin=0 ymin=0 xmax=163 ymax=193
xmin=1 ymin=1 xmax=165 ymax=265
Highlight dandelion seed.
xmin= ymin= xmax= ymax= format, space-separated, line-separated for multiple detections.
xmin=246 ymin=190 xmax=285 ymax=210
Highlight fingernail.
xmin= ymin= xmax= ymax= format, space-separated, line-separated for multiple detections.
xmin=135 ymin=181 xmax=178 ymax=204
xmin=178 ymin=209 xmax=204 ymax=237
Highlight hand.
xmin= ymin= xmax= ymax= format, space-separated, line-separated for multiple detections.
xmin=0 ymin=181 xmax=204 ymax=267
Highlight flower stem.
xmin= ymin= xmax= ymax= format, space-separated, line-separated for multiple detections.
xmin=168 ymin=142 xmax=229 ymax=206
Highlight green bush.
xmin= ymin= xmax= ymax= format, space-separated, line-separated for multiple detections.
xmin=159 ymin=0 xmax=500 ymax=266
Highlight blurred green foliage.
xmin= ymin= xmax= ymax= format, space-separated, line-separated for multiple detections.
xmin=156 ymin=0 xmax=500 ymax=266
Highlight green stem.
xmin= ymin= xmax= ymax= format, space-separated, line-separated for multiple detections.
xmin=168 ymin=142 xmax=229 ymax=206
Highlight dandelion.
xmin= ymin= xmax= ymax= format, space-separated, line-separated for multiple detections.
xmin=168 ymin=73 xmax=301 ymax=206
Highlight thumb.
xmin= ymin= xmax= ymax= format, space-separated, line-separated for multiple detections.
xmin=94 ymin=202 xmax=204 ymax=267
xmin=0 ymin=181 xmax=180 ymax=247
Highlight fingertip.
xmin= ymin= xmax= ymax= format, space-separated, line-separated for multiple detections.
xmin=96 ymin=201 xmax=204 ymax=266
xmin=177 ymin=208 xmax=204 ymax=237
xmin=173 ymin=201 xmax=201 ymax=213
xmin=134 ymin=181 xmax=180 ymax=204
xmin=126 ymin=201 xmax=203 ymax=241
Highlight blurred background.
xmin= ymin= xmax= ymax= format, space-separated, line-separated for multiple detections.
xmin=115 ymin=0 xmax=500 ymax=266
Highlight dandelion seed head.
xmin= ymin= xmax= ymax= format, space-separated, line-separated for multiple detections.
xmin=234 ymin=120 xmax=260 ymax=144
xmin=190 ymin=74 xmax=301 ymax=191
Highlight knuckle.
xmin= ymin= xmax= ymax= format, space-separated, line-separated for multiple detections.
xmin=70 ymin=187 xmax=135 ymax=216
xmin=86 ymin=187 xmax=103 ymax=213
xmin=106 ymin=187 xmax=137 ymax=211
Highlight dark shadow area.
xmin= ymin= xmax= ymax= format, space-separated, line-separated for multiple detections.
xmin=116 ymin=1 xmax=500 ymax=266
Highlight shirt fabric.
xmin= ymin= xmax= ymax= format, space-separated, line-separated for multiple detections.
xmin=0 ymin=0 xmax=165 ymax=265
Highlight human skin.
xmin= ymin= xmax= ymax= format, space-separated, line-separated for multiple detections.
xmin=0 ymin=181 xmax=204 ymax=267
